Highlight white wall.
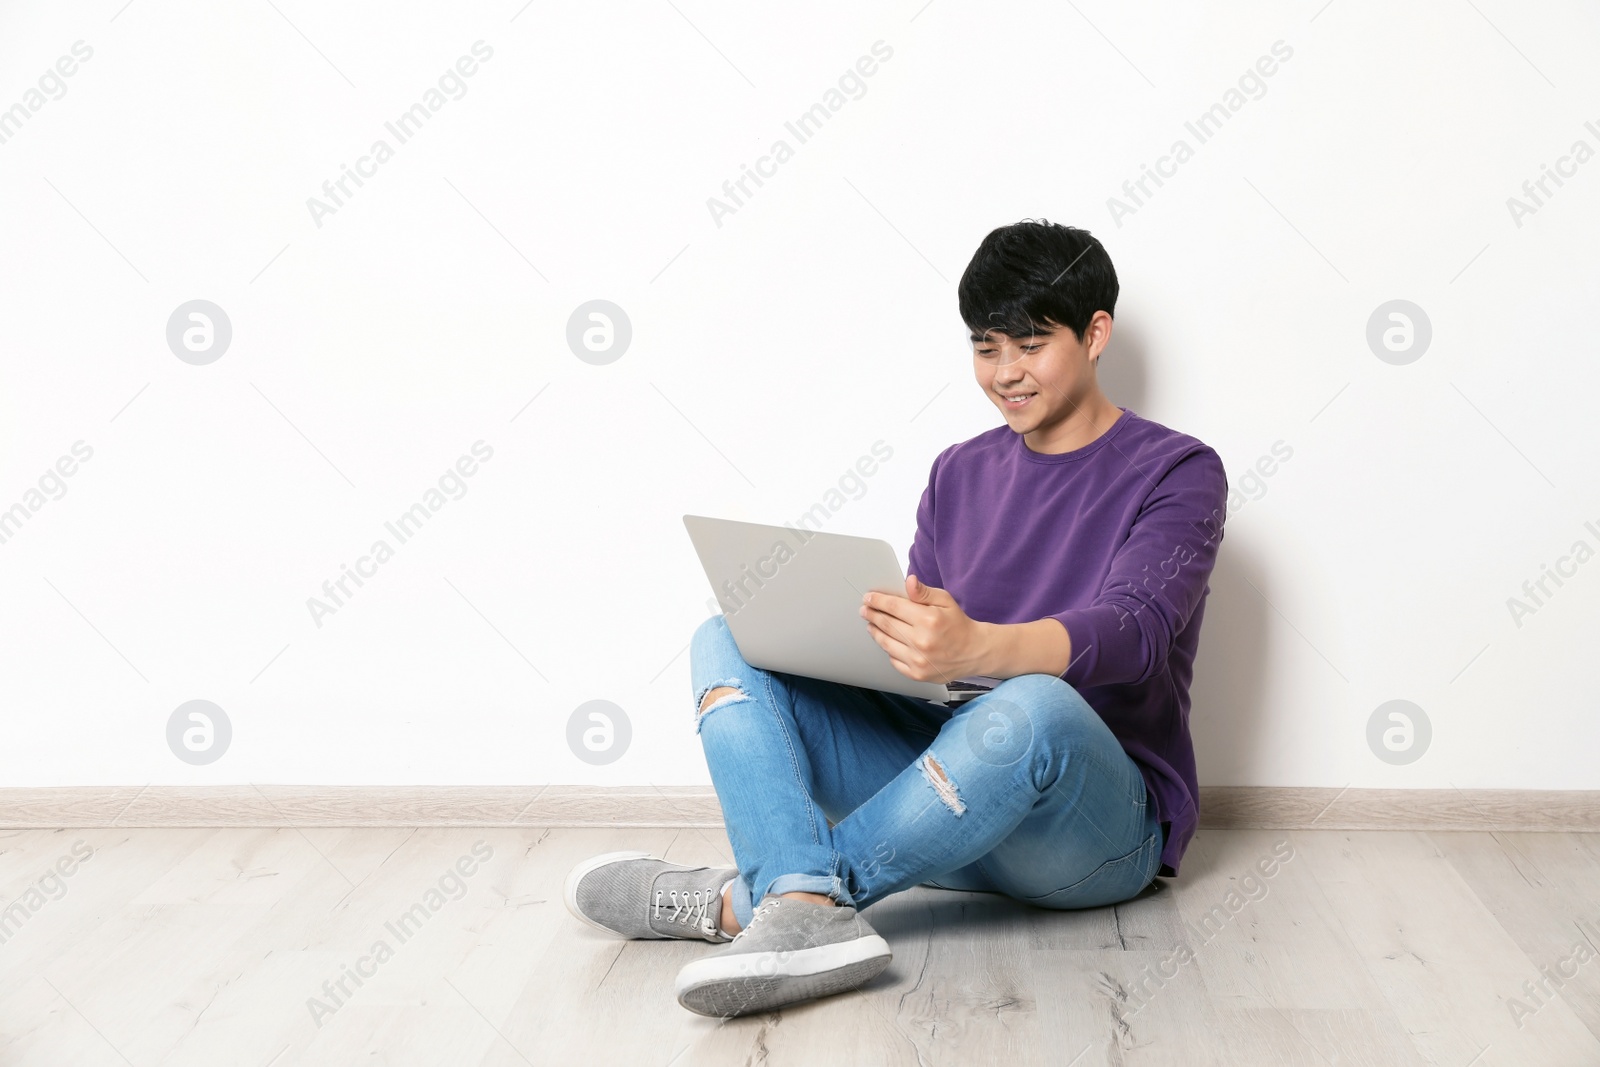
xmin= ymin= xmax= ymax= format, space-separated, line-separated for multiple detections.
xmin=1 ymin=0 xmax=1595 ymax=790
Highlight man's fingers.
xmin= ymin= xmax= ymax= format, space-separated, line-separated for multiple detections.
xmin=861 ymin=602 xmax=918 ymax=648
xmin=864 ymin=590 xmax=922 ymax=627
xmin=866 ymin=619 xmax=939 ymax=682
xmin=864 ymin=614 xmax=910 ymax=656
xmin=865 ymin=618 xmax=920 ymax=673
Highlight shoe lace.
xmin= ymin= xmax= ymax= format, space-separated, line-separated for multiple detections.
xmin=653 ymin=884 xmax=721 ymax=932
xmin=730 ymin=898 xmax=781 ymax=942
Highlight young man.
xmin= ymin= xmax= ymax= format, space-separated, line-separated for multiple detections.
xmin=564 ymin=220 xmax=1228 ymax=1018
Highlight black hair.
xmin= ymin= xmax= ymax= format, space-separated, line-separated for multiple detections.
xmin=957 ymin=219 xmax=1119 ymax=343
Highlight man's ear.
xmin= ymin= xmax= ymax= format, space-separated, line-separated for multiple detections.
xmin=1086 ymin=309 xmax=1113 ymax=362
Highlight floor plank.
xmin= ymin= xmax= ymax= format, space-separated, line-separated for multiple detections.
xmin=4 ymin=827 xmax=1600 ymax=1065
xmin=1431 ymin=830 xmax=1600 ymax=1046
xmin=1296 ymin=830 xmax=1600 ymax=1066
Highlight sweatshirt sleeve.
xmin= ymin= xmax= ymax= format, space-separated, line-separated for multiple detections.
xmin=1050 ymin=447 xmax=1228 ymax=688
xmin=906 ymin=450 xmax=944 ymax=590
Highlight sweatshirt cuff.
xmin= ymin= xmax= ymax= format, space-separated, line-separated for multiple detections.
xmin=1050 ymin=605 xmax=1148 ymax=688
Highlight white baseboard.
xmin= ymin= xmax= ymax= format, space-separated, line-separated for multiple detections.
xmin=0 ymin=785 xmax=1595 ymax=831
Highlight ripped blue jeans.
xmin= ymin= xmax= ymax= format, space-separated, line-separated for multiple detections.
xmin=690 ymin=613 xmax=1164 ymax=931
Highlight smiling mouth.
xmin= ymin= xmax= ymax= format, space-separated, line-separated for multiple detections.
xmin=998 ymin=391 xmax=1036 ymax=407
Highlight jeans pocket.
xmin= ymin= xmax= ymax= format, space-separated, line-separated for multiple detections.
xmin=1023 ymin=828 xmax=1160 ymax=910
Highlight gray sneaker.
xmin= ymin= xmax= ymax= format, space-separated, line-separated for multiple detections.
xmin=565 ymin=850 xmax=737 ymax=943
xmin=674 ymin=895 xmax=893 ymax=1017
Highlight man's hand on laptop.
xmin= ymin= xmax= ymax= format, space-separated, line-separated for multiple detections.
xmin=860 ymin=575 xmax=1075 ymax=684
xmin=859 ymin=575 xmax=986 ymax=684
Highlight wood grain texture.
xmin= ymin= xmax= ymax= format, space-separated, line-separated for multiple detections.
xmin=1424 ymin=830 xmax=1600 ymax=1044
xmin=3 ymin=786 xmax=1596 ymax=830
xmin=1198 ymin=787 xmax=1600 ymax=831
xmin=0 ymin=785 xmax=729 ymax=828
xmin=5 ymin=827 xmax=1600 ymax=1065
xmin=1295 ymin=830 xmax=1600 ymax=1064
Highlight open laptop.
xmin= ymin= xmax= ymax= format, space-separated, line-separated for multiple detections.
xmin=683 ymin=515 xmax=1000 ymax=706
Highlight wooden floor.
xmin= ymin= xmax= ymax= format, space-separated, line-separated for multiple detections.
xmin=2 ymin=825 xmax=1599 ymax=1065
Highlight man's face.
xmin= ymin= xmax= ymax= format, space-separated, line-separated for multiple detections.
xmin=971 ymin=320 xmax=1096 ymax=434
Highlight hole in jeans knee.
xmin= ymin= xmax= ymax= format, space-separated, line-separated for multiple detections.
xmin=696 ymin=685 xmax=747 ymax=718
xmin=919 ymin=753 xmax=965 ymax=816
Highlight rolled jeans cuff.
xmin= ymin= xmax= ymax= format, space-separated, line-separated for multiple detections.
xmin=732 ymin=871 xmax=854 ymax=929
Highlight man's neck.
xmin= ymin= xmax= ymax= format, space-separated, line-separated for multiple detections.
xmin=1023 ymin=393 xmax=1123 ymax=455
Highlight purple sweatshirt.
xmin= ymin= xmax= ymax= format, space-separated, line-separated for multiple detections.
xmin=907 ymin=406 xmax=1227 ymax=876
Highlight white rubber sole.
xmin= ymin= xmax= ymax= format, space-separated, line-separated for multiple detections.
xmin=675 ymin=934 xmax=892 ymax=1017
xmin=563 ymin=849 xmax=655 ymax=935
